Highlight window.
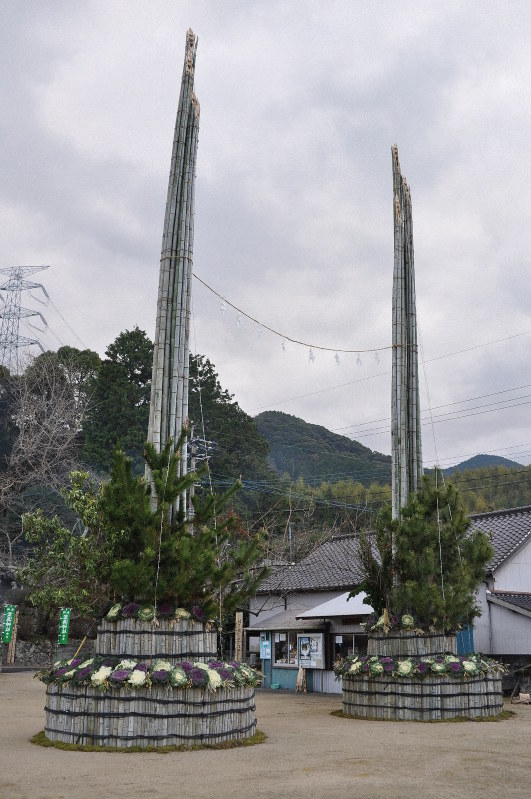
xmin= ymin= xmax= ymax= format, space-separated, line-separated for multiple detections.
xmin=334 ymin=634 xmax=368 ymax=660
xmin=273 ymin=631 xmax=297 ymax=666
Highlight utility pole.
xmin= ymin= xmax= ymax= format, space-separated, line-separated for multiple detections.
xmin=0 ymin=266 xmax=49 ymax=373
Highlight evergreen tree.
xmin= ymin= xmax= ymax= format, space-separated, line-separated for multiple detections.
xmin=21 ymin=435 xmax=268 ymax=621
xmin=82 ymin=328 xmax=152 ymax=473
xmin=188 ymin=354 xmax=277 ymax=517
xmin=102 ymin=436 xmax=268 ymax=617
xmin=351 ymin=473 xmax=493 ymax=630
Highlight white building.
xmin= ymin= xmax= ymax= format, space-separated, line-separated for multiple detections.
xmin=470 ymin=505 xmax=531 ymax=657
xmin=249 ymin=506 xmax=531 ymax=692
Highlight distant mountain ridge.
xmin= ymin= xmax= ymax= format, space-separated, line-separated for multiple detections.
xmin=442 ymin=454 xmax=523 ymax=475
xmin=254 ymin=411 xmax=523 ymax=486
xmin=254 ymin=410 xmax=391 ymax=487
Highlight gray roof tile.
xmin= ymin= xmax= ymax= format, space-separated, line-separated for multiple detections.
xmin=258 ymin=535 xmax=364 ymax=593
xmin=488 ymin=592 xmax=531 ymax=613
xmin=469 ymin=505 xmax=531 ymax=572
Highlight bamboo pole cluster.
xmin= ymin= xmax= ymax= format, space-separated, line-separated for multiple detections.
xmin=44 ymin=685 xmax=257 ymax=747
xmin=391 ymin=145 xmax=423 ymax=519
xmin=44 ymin=619 xmax=258 ymax=747
xmin=147 ymin=29 xmax=200 ymax=520
xmin=96 ymin=618 xmax=217 ymax=662
xmin=342 ymin=672 xmax=503 ymax=721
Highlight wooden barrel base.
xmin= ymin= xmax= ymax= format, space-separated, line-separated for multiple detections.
xmin=44 ymin=684 xmax=257 ymax=747
xmin=342 ymin=672 xmax=503 ymax=721
xmin=95 ymin=618 xmax=217 ymax=663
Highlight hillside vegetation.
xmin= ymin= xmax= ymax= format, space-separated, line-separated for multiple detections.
xmin=254 ymin=410 xmax=391 ymax=486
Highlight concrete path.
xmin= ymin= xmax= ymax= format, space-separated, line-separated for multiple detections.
xmin=1 ymin=672 xmax=529 ymax=799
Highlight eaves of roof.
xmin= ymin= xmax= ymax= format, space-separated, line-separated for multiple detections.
xmin=487 ymin=591 xmax=531 ymax=618
xmin=469 ymin=505 xmax=531 ymax=572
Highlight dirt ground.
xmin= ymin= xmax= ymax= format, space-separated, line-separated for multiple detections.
xmin=1 ymin=672 xmax=529 ymax=799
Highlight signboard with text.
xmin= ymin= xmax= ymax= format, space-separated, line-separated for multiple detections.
xmin=58 ymin=608 xmax=72 ymax=645
xmin=2 ymin=605 xmax=17 ymax=643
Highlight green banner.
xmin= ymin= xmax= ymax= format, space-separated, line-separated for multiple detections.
xmin=2 ymin=604 xmax=17 ymax=643
xmin=58 ymin=608 xmax=72 ymax=645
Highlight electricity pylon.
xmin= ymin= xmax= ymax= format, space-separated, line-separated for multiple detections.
xmin=0 ymin=265 xmax=49 ymax=374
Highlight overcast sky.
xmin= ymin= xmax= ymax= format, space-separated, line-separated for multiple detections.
xmin=2 ymin=0 xmax=530 ymax=471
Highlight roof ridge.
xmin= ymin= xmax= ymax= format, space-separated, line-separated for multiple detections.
xmin=470 ymin=505 xmax=531 ymax=520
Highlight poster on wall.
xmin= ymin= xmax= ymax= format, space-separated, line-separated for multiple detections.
xmin=297 ymin=633 xmax=324 ymax=669
xmin=260 ymin=633 xmax=271 ymax=660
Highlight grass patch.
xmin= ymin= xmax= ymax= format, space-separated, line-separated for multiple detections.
xmin=331 ymin=709 xmax=515 ymax=723
xmin=31 ymin=729 xmax=267 ymax=753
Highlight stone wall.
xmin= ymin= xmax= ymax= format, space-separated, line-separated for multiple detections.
xmin=2 ymin=638 xmax=95 ymax=668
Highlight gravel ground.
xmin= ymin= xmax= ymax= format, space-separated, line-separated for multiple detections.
xmin=1 ymin=671 xmax=529 ymax=799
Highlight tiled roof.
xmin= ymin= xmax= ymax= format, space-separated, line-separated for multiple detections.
xmin=257 ymin=535 xmax=364 ymax=593
xmin=469 ymin=505 xmax=531 ymax=572
xmin=488 ymin=592 xmax=531 ymax=614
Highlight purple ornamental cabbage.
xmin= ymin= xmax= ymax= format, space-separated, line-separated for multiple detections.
xmin=151 ymin=669 xmax=169 ymax=683
xmin=180 ymin=661 xmax=193 ymax=672
xmin=74 ymin=666 xmax=93 ymax=681
xmin=190 ymin=668 xmax=209 ymax=687
xmin=122 ymin=602 xmax=141 ymax=618
xmin=156 ymin=602 xmax=174 ymax=618
xmin=416 ymin=662 xmax=428 ymax=675
xmin=191 ymin=605 xmax=205 ymax=622
xmin=109 ymin=669 xmax=130 ymax=684
xmin=135 ymin=662 xmax=149 ymax=673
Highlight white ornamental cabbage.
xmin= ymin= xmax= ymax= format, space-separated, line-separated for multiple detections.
xmin=106 ymin=604 xmax=122 ymax=621
xmin=91 ymin=666 xmax=113 ymax=686
xmin=349 ymin=660 xmax=362 ymax=675
xmin=397 ymin=659 xmax=413 ymax=676
xmin=463 ymin=661 xmax=476 ymax=674
xmin=117 ymin=659 xmax=137 ymax=670
xmin=208 ymin=669 xmax=222 ymax=690
xmin=79 ymin=658 xmax=94 ymax=668
xmin=169 ymin=667 xmax=188 ymax=688
xmin=129 ymin=669 xmax=147 ymax=687
xmin=193 ymin=662 xmax=210 ymax=671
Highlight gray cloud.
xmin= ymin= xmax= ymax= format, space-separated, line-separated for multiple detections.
xmin=1 ymin=0 xmax=530 ymax=469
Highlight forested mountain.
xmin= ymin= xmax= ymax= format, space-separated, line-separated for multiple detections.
xmin=2 ymin=331 xmax=529 ymax=569
xmin=254 ymin=410 xmax=391 ymax=487
xmin=443 ymin=454 xmax=522 ymax=474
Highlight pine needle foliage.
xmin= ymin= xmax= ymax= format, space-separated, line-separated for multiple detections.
xmin=101 ymin=434 xmax=269 ymax=618
xmin=351 ymin=472 xmax=493 ymax=630
xmin=20 ymin=432 xmax=268 ymax=620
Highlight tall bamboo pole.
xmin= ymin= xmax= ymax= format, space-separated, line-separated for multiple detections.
xmin=147 ymin=29 xmax=200 ymax=520
xmin=391 ymin=145 xmax=423 ymax=519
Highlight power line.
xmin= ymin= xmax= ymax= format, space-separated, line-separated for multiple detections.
xmin=194 ymin=272 xmax=392 ymax=354
xmin=248 ymin=333 xmax=531 ymax=413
